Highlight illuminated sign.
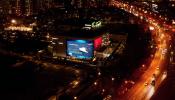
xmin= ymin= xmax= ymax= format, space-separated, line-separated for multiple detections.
xmin=92 ymin=21 xmax=102 ymax=28
xmin=5 ymin=26 xmax=33 ymax=32
xmin=82 ymin=21 xmax=102 ymax=30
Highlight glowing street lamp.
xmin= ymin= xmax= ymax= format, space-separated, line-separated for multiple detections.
xmin=112 ymin=77 xmax=115 ymax=81
xmin=172 ymin=20 xmax=175 ymax=25
xmin=11 ymin=19 xmax=17 ymax=24
xmin=98 ymin=72 xmax=101 ymax=76
xmin=142 ymin=64 xmax=145 ymax=67
xmin=144 ymin=11 xmax=147 ymax=14
xmin=74 ymin=96 xmax=77 ymax=100
xmin=94 ymin=82 xmax=97 ymax=85
xmin=102 ymin=89 xmax=105 ymax=92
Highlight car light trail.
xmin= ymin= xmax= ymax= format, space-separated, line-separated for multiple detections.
xmin=145 ymin=86 xmax=155 ymax=100
xmin=110 ymin=0 xmax=170 ymax=100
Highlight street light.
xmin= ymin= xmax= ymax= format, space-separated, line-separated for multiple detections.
xmin=11 ymin=19 xmax=17 ymax=24
xmin=74 ymin=96 xmax=77 ymax=100
xmin=172 ymin=20 xmax=175 ymax=25
xmin=102 ymin=89 xmax=105 ymax=92
xmin=142 ymin=64 xmax=145 ymax=67
xmin=94 ymin=82 xmax=97 ymax=86
xmin=98 ymin=72 xmax=101 ymax=76
xmin=112 ymin=77 xmax=115 ymax=81
xmin=171 ymin=51 xmax=174 ymax=55
xmin=144 ymin=11 xmax=147 ymax=14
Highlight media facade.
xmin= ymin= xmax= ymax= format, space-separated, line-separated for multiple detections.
xmin=67 ymin=40 xmax=94 ymax=59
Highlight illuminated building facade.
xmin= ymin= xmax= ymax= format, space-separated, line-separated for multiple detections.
xmin=0 ymin=0 xmax=55 ymax=16
xmin=16 ymin=0 xmax=21 ymax=15
xmin=0 ymin=0 xmax=111 ymax=15
xmin=48 ymin=33 xmax=109 ymax=60
xmin=4 ymin=18 xmax=36 ymax=32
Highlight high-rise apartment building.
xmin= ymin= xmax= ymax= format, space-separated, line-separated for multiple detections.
xmin=0 ymin=0 xmax=111 ymax=16
xmin=16 ymin=0 xmax=21 ymax=15
xmin=0 ymin=0 xmax=55 ymax=16
xmin=0 ymin=0 xmax=11 ymax=15
xmin=25 ymin=0 xmax=32 ymax=16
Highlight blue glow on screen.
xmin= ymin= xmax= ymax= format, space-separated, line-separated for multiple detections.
xmin=75 ymin=40 xmax=87 ymax=43
xmin=67 ymin=40 xmax=94 ymax=59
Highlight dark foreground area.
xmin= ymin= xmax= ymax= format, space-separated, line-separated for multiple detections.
xmin=0 ymin=24 xmax=152 ymax=100
xmin=0 ymin=53 xmax=76 ymax=100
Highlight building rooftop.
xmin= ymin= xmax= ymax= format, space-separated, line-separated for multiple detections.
xmin=58 ymin=28 xmax=106 ymax=39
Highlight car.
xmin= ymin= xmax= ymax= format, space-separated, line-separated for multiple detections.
xmin=144 ymin=82 xmax=148 ymax=86
xmin=151 ymin=80 xmax=155 ymax=86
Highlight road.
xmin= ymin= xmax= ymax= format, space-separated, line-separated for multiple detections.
xmin=110 ymin=0 xmax=172 ymax=100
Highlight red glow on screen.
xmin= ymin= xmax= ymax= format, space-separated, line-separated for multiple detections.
xmin=94 ymin=37 xmax=102 ymax=50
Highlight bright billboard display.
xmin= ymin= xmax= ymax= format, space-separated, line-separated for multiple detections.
xmin=67 ymin=40 xmax=94 ymax=59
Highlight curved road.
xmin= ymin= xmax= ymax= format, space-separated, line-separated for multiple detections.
xmin=110 ymin=0 xmax=172 ymax=100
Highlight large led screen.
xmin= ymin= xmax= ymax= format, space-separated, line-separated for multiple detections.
xmin=67 ymin=40 xmax=94 ymax=59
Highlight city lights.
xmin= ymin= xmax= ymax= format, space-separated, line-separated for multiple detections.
xmin=0 ymin=0 xmax=174 ymax=100
xmin=94 ymin=82 xmax=97 ymax=85
xmin=92 ymin=21 xmax=102 ymax=28
xmin=149 ymin=26 xmax=155 ymax=30
xmin=172 ymin=20 xmax=175 ymax=25
xmin=5 ymin=26 xmax=33 ymax=32
xmin=112 ymin=77 xmax=115 ymax=81
xmin=74 ymin=96 xmax=77 ymax=100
